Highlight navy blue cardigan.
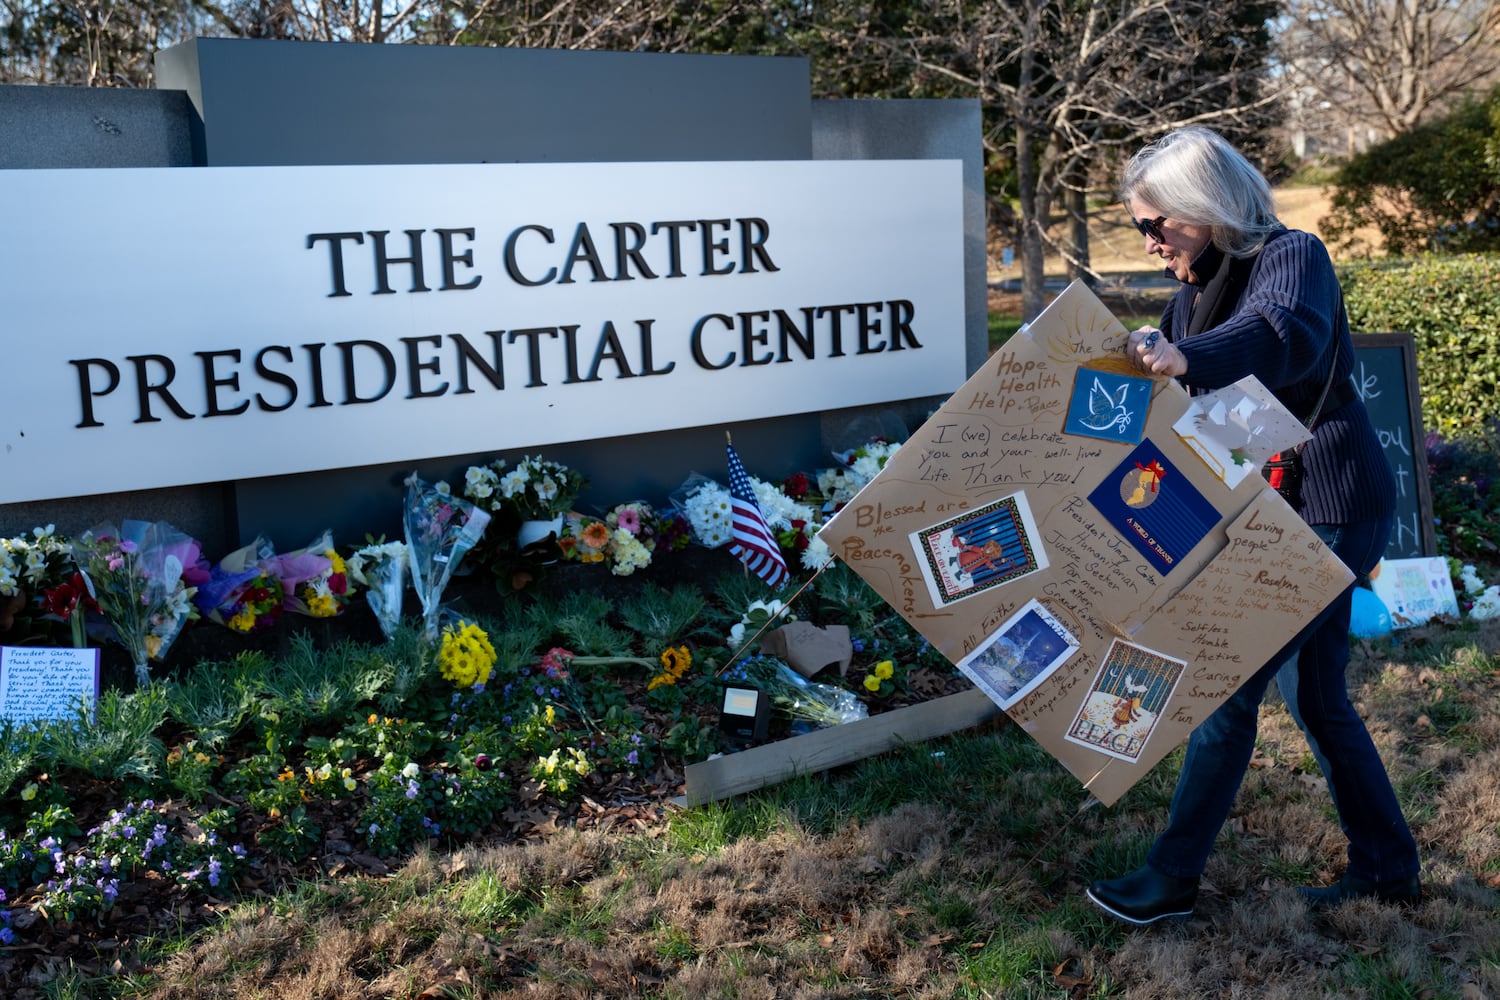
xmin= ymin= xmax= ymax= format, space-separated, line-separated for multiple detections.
xmin=1160 ymin=229 xmax=1395 ymax=526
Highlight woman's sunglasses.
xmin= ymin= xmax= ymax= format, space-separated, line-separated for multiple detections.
xmin=1133 ymin=215 xmax=1168 ymax=242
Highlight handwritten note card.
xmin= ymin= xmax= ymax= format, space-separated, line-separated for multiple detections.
xmin=0 ymin=646 xmax=101 ymax=724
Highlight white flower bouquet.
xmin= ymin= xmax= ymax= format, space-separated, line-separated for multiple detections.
xmin=345 ymin=538 xmax=410 ymax=641
xmin=463 ymin=454 xmax=587 ymax=522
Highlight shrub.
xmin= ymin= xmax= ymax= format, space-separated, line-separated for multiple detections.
xmin=1322 ymin=86 xmax=1500 ymax=255
xmin=1425 ymin=427 xmax=1500 ymax=574
xmin=1340 ymin=254 xmax=1500 ymax=437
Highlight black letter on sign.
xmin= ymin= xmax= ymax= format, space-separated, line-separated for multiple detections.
xmin=337 ymin=340 xmax=397 ymax=403
xmin=70 ymin=358 xmax=120 ymax=428
xmin=306 ymin=232 xmax=365 ymax=298
xmin=127 ymin=355 xmax=195 ymax=424
xmin=434 ymin=228 xmax=482 ymax=291
xmin=254 ymin=346 xmax=298 ymax=412
xmin=197 ymin=350 xmax=250 ymax=417
xmin=369 ymin=230 xmax=430 ymax=295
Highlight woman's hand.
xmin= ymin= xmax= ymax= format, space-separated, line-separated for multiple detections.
xmin=1128 ymin=326 xmax=1187 ymax=377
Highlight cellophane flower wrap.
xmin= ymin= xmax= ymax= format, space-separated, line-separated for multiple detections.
xmin=721 ymin=654 xmax=868 ymax=729
xmin=672 ymin=473 xmax=734 ymax=548
xmin=271 ymin=531 xmax=354 ymax=619
xmin=819 ymin=437 xmax=901 ymax=508
xmin=403 ymin=474 xmax=491 ymax=639
xmin=345 ymin=539 xmax=410 ymax=641
xmin=192 ymin=536 xmax=283 ymax=633
xmin=72 ymin=520 xmax=201 ymax=687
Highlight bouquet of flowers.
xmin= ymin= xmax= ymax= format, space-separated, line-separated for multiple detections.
xmin=775 ymin=518 xmax=835 ymax=572
xmin=560 ymin=501 xmax=661 ymax=576
xmin=836 ymin=437 xmax=902 ymax=484
xmin=345 ymin=538 xmax=410 ymax=640
xmin=817 ymin=436 xmax=902 ymax=509
xmin=270 ymin=531 xmax=354 ymax=619
xmin=1 ymin=524 xmax=74 ymax=601
xmin=192 ymin=536 xmax=284 ymax=633
xmin=403 ymin=473 xmax=491 ymax=639
xmin=72 ymin=520 xmax=202 ymax=686
xmin=463 ymin=454 xmax=588 ymax=523
xmin=727 ymin=598 xmax=795 ymax=651
xmin=41 ymin=571 xmax=100 ymax=647
xmin=3 ymin=524 xmax=76 ymax=637
xmin=673 ymin=474 xmax=734 ymax=548
xmin=674 ymin=472 xmax=816 ymax=551
xmin=721 ymin=654 xmax=868 ymax=729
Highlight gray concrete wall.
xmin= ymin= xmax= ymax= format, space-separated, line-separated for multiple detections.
xmin=0 ymin=84 xmax=230 ymax=550
xmin=1 ymin=42 xmax=986 ymax=558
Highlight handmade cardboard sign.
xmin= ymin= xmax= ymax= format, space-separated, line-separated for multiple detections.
xmin=818 ymin=281 xmax=1354 ymax=806
xmin=1369 ymin=556 xmax=1459 ymax=628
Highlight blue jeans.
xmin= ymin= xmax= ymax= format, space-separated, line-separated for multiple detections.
xmin=1147 ymin=516 xmax=1420 ymax=885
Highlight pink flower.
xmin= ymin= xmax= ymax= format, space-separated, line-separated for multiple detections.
xmin=616 ymin=507 xmax=640 ymax=533
xmin=540 ymin=647 xmax=573 ymax=680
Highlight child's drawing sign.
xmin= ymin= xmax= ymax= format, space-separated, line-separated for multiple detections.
xmin=818 ymin=280 xmax=1354 ymax=806
xmin=0 ymin=645 xmax=101 ymax=724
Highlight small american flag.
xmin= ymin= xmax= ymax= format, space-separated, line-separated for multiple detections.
xmin=727 ymin=442 xmax=790 ymax=589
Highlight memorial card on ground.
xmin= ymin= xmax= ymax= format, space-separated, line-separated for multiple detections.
xmin=0 ymin=646 xmax=101 ymax=724
xmin=819 ymin=281 xmax=1352 ymax=805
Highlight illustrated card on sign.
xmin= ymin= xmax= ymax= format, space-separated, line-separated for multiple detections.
xmin=1063 ymin=369 xmax=1153 ymax=445
xmin=1370 ymin=556 xmax=1460 ymax=628
xmin=956 ymin=598 xmax=1080 ymax=709
xmin=1087 ymin=439 xmax=1220 ymax=575
xmin=1064 ymin=640 xmax=1186 ymax=764
xmin=1172 ymin=376 xmax=1312 ymax=488
xmin=910 ymin=493 xmax=1047 ymax=606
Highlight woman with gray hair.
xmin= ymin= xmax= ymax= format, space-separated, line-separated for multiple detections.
xmin=1086 ymin=126 xmax=1421 ymax=925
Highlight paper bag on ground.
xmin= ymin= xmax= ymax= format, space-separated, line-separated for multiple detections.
xmin=817 ymin=281 xmax=1353 ymax=806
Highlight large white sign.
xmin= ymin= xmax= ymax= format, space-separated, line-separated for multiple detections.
xmin=1 ymin=160 xmax=965 ymax=505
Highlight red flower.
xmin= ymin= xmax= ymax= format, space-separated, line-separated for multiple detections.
xmin=781 ymin=472 xmax=812 ymax=499
xmin=43 ymin=573 xmax=99 ymax=619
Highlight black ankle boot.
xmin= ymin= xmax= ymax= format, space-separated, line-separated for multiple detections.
xmin=1087 ymin=865 xmax=1199 ymax=925
xmin=1299 ymin=873 xmax=1421 ymax=910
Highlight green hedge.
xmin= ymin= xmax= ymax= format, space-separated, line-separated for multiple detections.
xmin=1340 ymin=254 xmax=1500 ymax=438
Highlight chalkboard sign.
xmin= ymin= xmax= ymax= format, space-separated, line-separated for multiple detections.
xmin=1352 ymin=333 xmax=1436 ymax=560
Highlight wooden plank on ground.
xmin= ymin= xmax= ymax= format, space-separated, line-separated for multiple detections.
xmin=681 ymin=687 xmax=1004 ymax=806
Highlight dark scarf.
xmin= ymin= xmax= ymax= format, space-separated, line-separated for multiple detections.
xmin=1184 ymin=243 xmax=1257 ymax=338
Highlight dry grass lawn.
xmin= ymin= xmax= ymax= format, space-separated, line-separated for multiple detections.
xmin=128 ymin=618 xmax=1500 ymax=1000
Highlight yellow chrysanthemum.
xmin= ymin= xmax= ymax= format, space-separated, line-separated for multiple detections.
xmin=437 ymin=620 xmax=498 ymax=689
